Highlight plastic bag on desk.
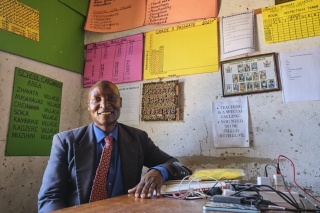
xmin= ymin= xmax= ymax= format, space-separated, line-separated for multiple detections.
xmin=189 ymin=168 xmax=244 ymax=181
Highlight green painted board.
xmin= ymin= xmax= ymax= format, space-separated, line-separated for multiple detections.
xmin=59 ymin=0 xmax=89 ymax=16
xmin=6 ymin=68 xmax=63 ymax=156
xmin=0 ymin=0 xmax=85 ymax=74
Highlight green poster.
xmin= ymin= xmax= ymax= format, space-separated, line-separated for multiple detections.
xmin=6 ymin=68 xmax=63 ymax=156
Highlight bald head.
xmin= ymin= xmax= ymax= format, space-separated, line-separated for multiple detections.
xmin=87 ymin=80 xmax=122 ymax=133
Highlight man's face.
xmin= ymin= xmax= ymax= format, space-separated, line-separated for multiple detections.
xmin=88 ymin=81 xmax=122 ymax=132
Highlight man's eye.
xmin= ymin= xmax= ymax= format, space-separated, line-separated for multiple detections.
xmin=92 ymin=97 xmax=100 ymax=102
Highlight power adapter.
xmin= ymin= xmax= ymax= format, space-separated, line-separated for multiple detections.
xmin=257 ymin=177 xmax=272 ymax=186
xmin=212 ymin=195 xmax=245 ymax=204
xmin=273 ymin=174 xmax=284 ymax=185
xmin=273 ymin=174 xmax=284 ymax=191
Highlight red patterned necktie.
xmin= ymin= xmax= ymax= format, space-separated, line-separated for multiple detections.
xmin=90 ymin=136 xmax=113 ymax=202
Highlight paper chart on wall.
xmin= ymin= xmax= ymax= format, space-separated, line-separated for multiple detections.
xmin=83 ymin=33 xmax=143 ymax=87
xmin=0 ymin=0 xmax=40 ymax=41
xmin=6 ymin=68 xmax=62 ymax=156
xmin=84 ymin=0 xmax=145 ymax=32
xmin=84 ymin=0 xmax=218 ymax=33
xmin=144 ymin=0 xmax=218 ymax=26
xmin=279 ymin=47 xmax=320 ymax=103
xmin=262 ymin=0 xmax=320 ymax=44
xmin=117 ymin=82 xmax=141 ymax=126
xmin=212 ymin=96 xmax=249 ymax=148
xmin=143 ymin=18 xmax=219 ymax=80
xmin=220 ymin=11 xmax=255 ymax=59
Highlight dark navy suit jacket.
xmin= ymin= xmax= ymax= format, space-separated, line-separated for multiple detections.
xmin=38 ymin=123 xmax=177 ymax=213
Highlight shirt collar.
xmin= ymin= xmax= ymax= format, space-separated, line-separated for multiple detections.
xmin=93 ymin=123 xmax=119 ymax=143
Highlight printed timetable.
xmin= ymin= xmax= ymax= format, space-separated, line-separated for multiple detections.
xmin=262 ymin=0 xmax=320 ymax=43
xmin=83 ymin=33 xmax=143 ymax=87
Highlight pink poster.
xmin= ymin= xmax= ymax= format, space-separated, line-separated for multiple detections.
xmin=83 ymin=33 xmax=143 ymax=87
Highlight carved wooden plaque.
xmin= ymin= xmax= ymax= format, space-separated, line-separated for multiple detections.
xmin=141 ymin=80 xmax=179 ymax=121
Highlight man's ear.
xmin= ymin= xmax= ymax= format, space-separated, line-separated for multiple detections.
xmin=87 ymin=101 xmax=90 ymax=110
xmin=120 ymin=97 xmax=122 ymax=107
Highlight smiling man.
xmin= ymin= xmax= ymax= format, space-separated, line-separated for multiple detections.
xmin=38 ymin=80 xmax=178 ymax=213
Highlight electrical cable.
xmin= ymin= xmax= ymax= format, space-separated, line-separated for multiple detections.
xmin=277 ymin=155 xmax=320 ymax=205
xmin=299 ymin=197 xmax=307 ymax=213
xmin=299 ymin=194 xmax=320 ymax=210
xmin=230 ymin=184 xmax=320 ymax=212
xmin=163 ymin=175 xmax=231 ymax=200
xmin=231 ymin=184 xmax=300 ymax=209
xmin=265 ymin=162 xmax=303 ymax=208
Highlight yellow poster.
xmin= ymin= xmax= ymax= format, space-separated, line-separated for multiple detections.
xmin=262 ymin=0 xmax=320 ymax=43
xmin=144 ymin=18 xmax=219 ymax=80
xmin=0 ymin=0 xmax=40 ymax=41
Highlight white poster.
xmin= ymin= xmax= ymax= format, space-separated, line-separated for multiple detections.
xmin=220 ymin=11 xmax=255 ymax=59
xmin=212 ymin=96 xmax=249 ymax=147
xmin=117 ymin=82 xmax=141 ymax=126
xmin=279 ymin=47 xmax=320 ymax=103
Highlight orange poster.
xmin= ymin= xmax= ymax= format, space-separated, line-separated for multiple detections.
xmin=84 ymin=0 xmax=145 ymax=33
xmin=144 ymin=0 xmax=218 ymax=25
xmin=85 ymin=0 xmax=218 ymax=33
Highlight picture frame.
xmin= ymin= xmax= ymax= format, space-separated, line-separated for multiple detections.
xmin=221 ymin=53 xmax=281 ymax=97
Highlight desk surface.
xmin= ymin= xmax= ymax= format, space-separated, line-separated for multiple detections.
xmin=52 ymin=194 xmax=297 ymax=213
xmin=52 ymin=194 xmax=211 ymax=213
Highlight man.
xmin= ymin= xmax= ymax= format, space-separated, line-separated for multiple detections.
xmin=38 ymin=80 xmax=179 ymax=212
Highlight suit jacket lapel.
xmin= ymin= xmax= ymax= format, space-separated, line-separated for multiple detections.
xmin=74 ymin=123 xmax=96 ymax=204
xmin=118 ymin=124 xmax=141 ymax=191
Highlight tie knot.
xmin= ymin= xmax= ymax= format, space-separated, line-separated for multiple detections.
xmin=104 ymin=136 xmax=113 ymax=147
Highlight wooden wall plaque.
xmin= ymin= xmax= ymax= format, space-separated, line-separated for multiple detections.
xmin=141 ymin=80 xmax=179 ymax=121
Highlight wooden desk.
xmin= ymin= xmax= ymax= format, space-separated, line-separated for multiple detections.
xmin=52 ymin=194 xmax=208 ymax=213
xmin=52 ymin=194 xmax=300 ymax=213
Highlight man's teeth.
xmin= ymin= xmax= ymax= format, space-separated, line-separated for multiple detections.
xmin=101 ymin=112 xmax=111 ymax=115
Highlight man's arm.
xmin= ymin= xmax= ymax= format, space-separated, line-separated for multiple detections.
xmin=128 ymin=169 xmax=164 ymax=198
xmin=38 ymin=134 xmax=71 ymax=213
xmin=128 ymin=130 xmax=179 ymax=198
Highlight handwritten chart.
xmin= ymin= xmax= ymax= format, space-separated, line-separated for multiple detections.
xmin=6 ymin=68 xmax=62 ymax=156
xmin=144 ymin=18 xmax=219 ymax=80
xmin=85 ymin=0 xmax=218 ymax=33
xmin=83 ymin=33 xmax=143 ymax=87
xmin=144 ymin=0 xmax=218 ymax=26
xmin=262 ymin=0 xmax=320 ymax=43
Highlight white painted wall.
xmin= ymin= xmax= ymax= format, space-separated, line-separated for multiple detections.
xmin=1 ymin=0 xmax=320 ymax=212
xmin=83 ymin=0 xmax=320 ymax=199
xmin=0 ymin=51 xmax=82 ymax=212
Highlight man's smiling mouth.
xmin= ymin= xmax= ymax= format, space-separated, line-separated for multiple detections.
xmin=100 ymin=112 xmax=112 ymax=115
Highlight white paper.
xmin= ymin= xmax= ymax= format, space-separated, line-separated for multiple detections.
xmin=279 ymin=47 xmax=320 ymax=103
xmin=220 ymin=11 xmax=255 ymax=59
xmin=212 ymin=96 xmax=249 ymax=148
xmin=117 ymin=82 xmax=141 ymax=126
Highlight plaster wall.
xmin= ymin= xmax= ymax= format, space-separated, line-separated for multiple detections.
xmin=83 ymin=0 xmax=320 ymax=198
xmin=0 ymin=51 xmax=82 ymax=212
xmin=0 ymin=0 xmax=319 ymax=212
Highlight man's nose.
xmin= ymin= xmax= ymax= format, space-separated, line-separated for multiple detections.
xmin=100 ymin=98 xmax=110 ymax=108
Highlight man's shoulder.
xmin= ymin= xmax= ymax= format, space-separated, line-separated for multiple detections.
xmin=118 ymin=123 xmax=146 ymax=135
xmin=118 ymin=123 xmax=142 ymax=131
xmin=56 ymin=124 xmax=92 ymax=138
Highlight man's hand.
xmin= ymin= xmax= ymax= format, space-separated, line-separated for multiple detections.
xmin=128 ymin=169 xmax=163 ymax=198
